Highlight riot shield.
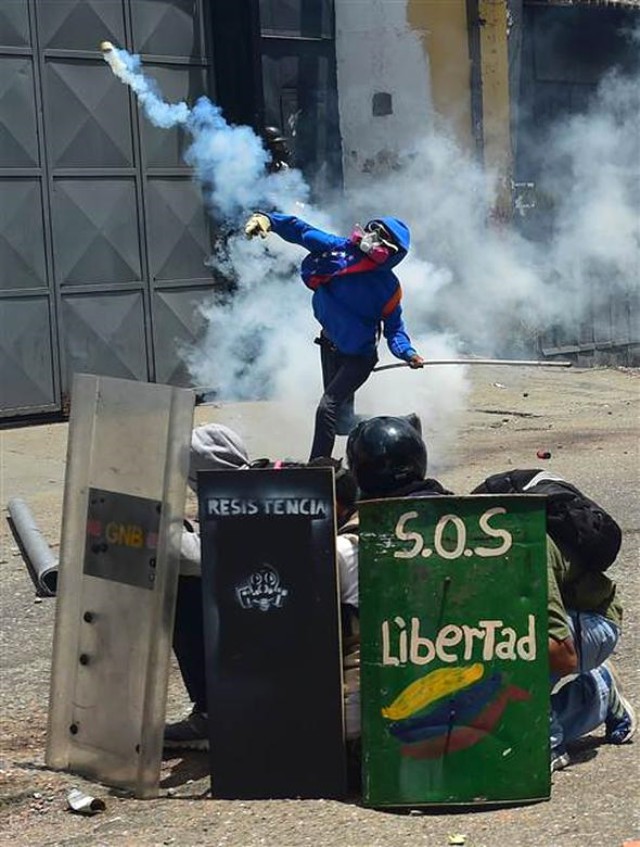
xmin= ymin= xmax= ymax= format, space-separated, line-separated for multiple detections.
xmin=46 ymin=374 xmax=194 ymax=798
xmin=359 ymin=494 xmax=550 ymax=807
xmin=199 ymin=467 xmax=347 ymax=800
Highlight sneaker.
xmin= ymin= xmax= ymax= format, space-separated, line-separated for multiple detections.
xmin=550 ymin=749 xmax=570 ymax=773
xmin=603 ymin=660 xmax=637 ymax=745
xmin=163 ymin=709 xmax=209 ymax=751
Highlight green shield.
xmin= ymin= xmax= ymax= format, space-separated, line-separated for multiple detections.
xmin=359 ymin=494 xmax=550 ymax=807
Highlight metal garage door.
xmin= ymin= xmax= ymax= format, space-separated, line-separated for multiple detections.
xmin=513 ymin=2 xmax=640 ymax=365
xmin=0 ymin=0 xmax=216 ymax=417
xmin=260 ymin=0 xmax=342 ymax=194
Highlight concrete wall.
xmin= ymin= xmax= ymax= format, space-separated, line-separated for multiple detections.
xmin=407 ymin=0 xmax=473 ymax=150
xmin=477 ymin=0 xmax=512 ymax=214
xmin=335 ymin=0 xmax=473 ymax=187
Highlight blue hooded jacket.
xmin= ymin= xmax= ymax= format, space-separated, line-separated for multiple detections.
xmin=267 ymin=213 xmax=417 ymax=360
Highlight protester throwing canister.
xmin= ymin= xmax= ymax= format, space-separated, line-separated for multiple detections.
xmin=244 ymin=211 xmax=425 ymax=460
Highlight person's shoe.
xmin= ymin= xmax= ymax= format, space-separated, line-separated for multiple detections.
xmin=550 ymin=748 xmax=570 ymax=773
xmin=603 ymin=660 xmax=637 ymax=745
xmin=163 ymin=709 xmax=209 ymax=751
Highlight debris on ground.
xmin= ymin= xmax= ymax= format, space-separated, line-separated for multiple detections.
xmin=66 ymin=788 xmax=106 ymax=816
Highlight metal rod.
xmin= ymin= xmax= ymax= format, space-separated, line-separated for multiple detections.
xmin=7 ymin=498 xmax=58 ymax=596
xmin=373 ymin=358 xmax=573 ymax=373
xmin=192 ymin=356 xmax=572 ymax=400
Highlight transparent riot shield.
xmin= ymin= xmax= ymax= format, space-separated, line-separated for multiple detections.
xmin=46 ymin=374 xmax=194 ymax=798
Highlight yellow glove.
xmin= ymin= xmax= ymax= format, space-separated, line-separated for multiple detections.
xmin=244 ymin=213 xmax=271 ymax=239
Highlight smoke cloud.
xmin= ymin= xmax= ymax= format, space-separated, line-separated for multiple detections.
xmin=102 ymin=32 xmax=638 ymax=463
xmin=102 ymin=44 xmax=309 ymax=220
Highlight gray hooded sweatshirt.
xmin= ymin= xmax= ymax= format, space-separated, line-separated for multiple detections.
xmin=181 ymin=423 xmax=250 ymax=576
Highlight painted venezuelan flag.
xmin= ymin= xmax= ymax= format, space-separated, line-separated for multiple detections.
xmin=382 ymin=664 xmax=531 ymax=760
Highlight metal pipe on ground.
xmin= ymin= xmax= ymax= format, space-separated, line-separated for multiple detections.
xmin=6 ymin=498 xmax=58 ymax=596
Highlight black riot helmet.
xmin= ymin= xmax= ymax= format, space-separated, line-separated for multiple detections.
xmin=346 ymin=414 xmax=427 ymax=498
xmin=263 ymin=125 xmax=287 ymax=145
xmin=262 ymin=125 xmax=292 ymax=171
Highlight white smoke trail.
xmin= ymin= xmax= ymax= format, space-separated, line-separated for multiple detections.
xmin=101 ymin=42 xmax=463 ymax=462
xmin=100 ymin=42 xmax=309 ymax=221
xmin=101 ymin=41 xmax=190 ymax=127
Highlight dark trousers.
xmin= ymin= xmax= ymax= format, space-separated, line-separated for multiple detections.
xmin=309 ymin=337 xmax=377 ymax=460
xmin=172 ymin=575 xmax=207 ymax=713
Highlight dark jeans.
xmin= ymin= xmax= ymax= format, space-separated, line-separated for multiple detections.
xmin=309 ymin=337 xmax=377 ymax=460
xmin=172 ymin=575 xmax=207 ymax=713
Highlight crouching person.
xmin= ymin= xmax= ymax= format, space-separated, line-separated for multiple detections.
xmin=545 ymin=538 xmax=635 ymax=771
xmin=336 ymin=415 xmax=453 ymax=784
xmin=471 ymin=470 xmax=636 ymax=769
xmin=165 ymin=423 xmax=250 ymax=751
xmin=165 ymin=432 xmax=353 ymax=754
xmin=343 ymin=415 xmax=636 ymax=777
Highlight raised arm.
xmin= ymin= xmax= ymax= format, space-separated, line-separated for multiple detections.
xmin=267 ymin=213 xmax=348 ymax=253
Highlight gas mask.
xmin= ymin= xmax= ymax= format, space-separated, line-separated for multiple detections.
xmin=350 ymin=222 xmax=398 ymax=265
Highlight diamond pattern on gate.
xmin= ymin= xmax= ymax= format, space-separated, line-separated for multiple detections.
xmin=62 ymin=292 xmax=147 ymax=380
xmin=132 ymin=0 xmax=203 ymax=56
xmin=0 ymin=2 xmax=30 ymax=47
xmin=37 ymin=0 xmax=124 ymax=51
xmin=147 ymin=179 xmax=213 ymax=281
xmin=153 ymin=288 xmax=210 ymax=384
xmin=0 ymin=180 xmax=47 ymax=290
xmin=0 ymin=299 xmax=55 ymax=407
xmin=0 ymin=58 xmax=39 ymax=167
xmin=46 ymin=61 xmax=132 ymax=168
xmin=53 ymin=179 xmax=141 ymax=284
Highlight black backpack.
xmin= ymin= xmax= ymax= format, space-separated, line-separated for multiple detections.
xmin=471 ymin=469 xmax=622 ymax=572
